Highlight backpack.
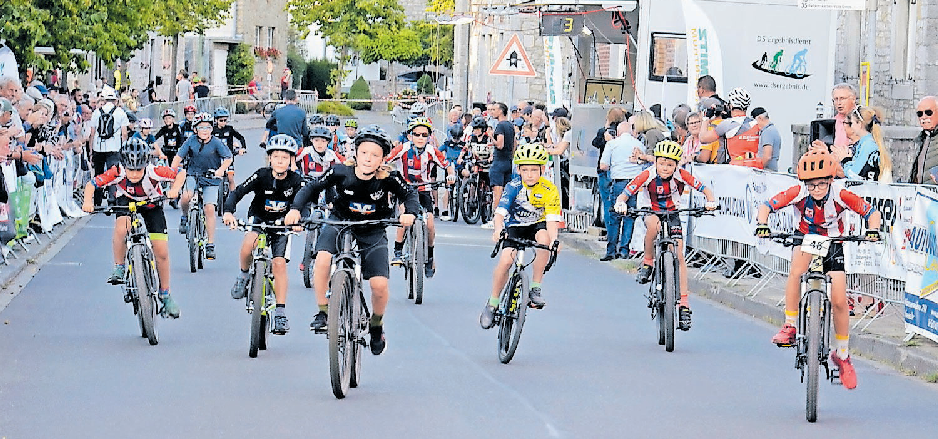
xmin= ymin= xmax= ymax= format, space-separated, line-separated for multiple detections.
xmin=97 ymin=106 xmax=118 ymax=140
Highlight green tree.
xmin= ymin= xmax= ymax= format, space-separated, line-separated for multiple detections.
xmin=286 ymin=51 xmax=307 ymax=89
xmin=226 ymin=43 xmax=254 ymax=89
xmin=416 ymin=74 xmax=435 ymax=95
xmin=410 ymin=21 xmax=454 ymax=68
xmin=426 ymin=0 xmax=455 ymax=14
xmin=347 ymin=76 xmax=372 ymax=110
xmin=304 ymin=59 xmax=337 ymax=98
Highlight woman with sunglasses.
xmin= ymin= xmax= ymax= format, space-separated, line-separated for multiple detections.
xmin=910 ymin=96 xmax=938 ymax=184
xmin=831 ymin=106 xmax=893 ymax=183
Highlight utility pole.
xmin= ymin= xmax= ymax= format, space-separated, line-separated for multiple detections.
xmin=452 ymin=0 xmax=471 ymax=107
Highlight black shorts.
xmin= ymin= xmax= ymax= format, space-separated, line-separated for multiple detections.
xmin=793 ymin=235 xmax=846 ymax=272
xmin=249 ymin=221 xmax=293 ymax=261
xmin=115 ymin=197 xmax=168 ymax=238
xmin=417 ymin=191 xmax=434 ymax=213
xmin=505 ymin=222 xmax=547 ymax=249
xmin=489 ymin=162 xmax=513 ymax=187
xmin=645 ymin=212 xmax=683 ymax=237
xmin=315 ymin=221 xmax=389 ymax=279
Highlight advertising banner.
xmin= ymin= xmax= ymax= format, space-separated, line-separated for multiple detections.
xmin=904 ymin=191 xmax=938 ymax=343
xmin=681 ymin=0 xmax=724 ymax=107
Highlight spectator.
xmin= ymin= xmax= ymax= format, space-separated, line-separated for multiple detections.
xmin=696 ymin=75 xmax=722 ymax=110
xmin=488 ymin=102 xmax=516 ymax=227
xmin=812 ymin=83 xmax=858 ymax=151
xmin=547 ymin=116 xmax=572 ymax=208
xmin=280 ymin=68 xmax=292 ymax=99
xmin=193 ymin=80 xmax=210 ymax=99
xmin=260 ymin=89 xmax=308 ymax=148
xmin=142 ymin=80 xmax=156 ymax=106
xmin=670 ymin=104 xmax=691 ymax=144
xmin=87 ymin=87 xmax=129 ymax=206
xmin=530 ymin=109 xmax=548 ymax=142
xmin=832 ymin=106 xmax=892 ymax=183
xmin=191 ymin=71 xmax=201 ymax=84
xmin=681 ymin=111 xmax=703 ymax=166
xmin=700 ymin=87 xmax=762 ymax=168
xmin=599 ymin=120 xmax=645 ymax=260
xmin=750 ymin=107 xmax=781 ymax=171
xmin=695 ymin=97 xmax=726 ymax=163
xmin=175 ymin=71 xmax=192 ymax=103
xmin=248 ymin=77 xmax=258 ymax=96
xmin=592 ymin=107 xmax=627 ymax=229
xmin=910 ymin=96 xmax=938 ymax=184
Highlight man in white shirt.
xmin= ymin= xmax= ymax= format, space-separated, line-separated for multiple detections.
xmin=88 ymin=87 xmax=129 ymax=206
xmin=599 ymin=120 xmax=646 ymax=260
xmin=175 ymin=71 xmax=193 ymax=103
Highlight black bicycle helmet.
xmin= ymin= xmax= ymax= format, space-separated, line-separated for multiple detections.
xmin=324 ymin=115 xmax=341 ymax=127
xmin=354 ymin=124 xmax=393 ymax=156
xmin=266 ymin=134 xmax=299 ymax=156
xmin=308 ymin=114 xmax=324 ymax=125
xmin=470 ymin=116 xmax=488 ymax=130
xmin=121 ymin=137 xmax=150 ymax=170
xmin=310 ymin=126 xmax=332 ymax=140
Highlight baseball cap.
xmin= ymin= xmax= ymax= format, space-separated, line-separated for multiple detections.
xmin=522 ymin=106 xmax=533 ymax=116
xmin=750 ymin=107 xmax=768 ymax=118
xmin=510 ymin=105 xmax=519 ymax=112
xmin=550 ymin=107 xmax=569 ymax=118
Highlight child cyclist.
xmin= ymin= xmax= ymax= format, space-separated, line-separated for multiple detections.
xmin=755 ymin=150 xmax=881 ymax=390
xmin=613 ymin=140 xmax=718 ymax=331
xmin=342 ymin=119 xmax=358 ymax=157
xmin=223 ymin=134 xmax=306 ymax=335
xmin=480 ymin=143 xmax=561 ymax=329
xmin=284 ymin=124 xmax=419 ymax=355
xmin=81 ymin=138 xmax=187 ymax=318
xmin=212 ymin=107 xmax=247 ymax=189
xmin=295 ymin=126 xmax=345 ymax=275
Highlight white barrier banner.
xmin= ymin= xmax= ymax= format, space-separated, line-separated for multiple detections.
xmin=841 ymin=182 xmax=918 ymax=280
xmin=904 ymin=191 xmax=938 ymax=343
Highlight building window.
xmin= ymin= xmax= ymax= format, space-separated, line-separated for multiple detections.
xmin=268 ymin=27 xmax=276 ymax=49
xmin=256 ymin=26 xmax=263 ymax=47
xmin=648 ymin=32 xmax=687 ymax=83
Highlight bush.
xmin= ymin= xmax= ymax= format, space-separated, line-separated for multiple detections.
xmin=235 ymin=101 xmax=249 ymax=114
xmin=304 ymin=58 xmax=337 ymax=98
xmin=317 ymin=101 xmax=355 ymax=116
xmin=286 ymin=51 xmax=307 ymax=89
xmin=417 ymin=74 xmax=435 ymax=95
xmin=226 ymin=43 xmax=254 ymax=88
xmin=347 ymin=76 xmax=372 ymax=110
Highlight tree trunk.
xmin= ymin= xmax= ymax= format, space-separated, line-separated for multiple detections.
xmin=170 ymin=34 xmax=180 ymax=101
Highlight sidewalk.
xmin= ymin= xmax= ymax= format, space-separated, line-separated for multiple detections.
xmin=559 ymin=230 xmax=938 ymax=382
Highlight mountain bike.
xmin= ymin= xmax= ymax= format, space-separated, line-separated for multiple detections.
xmin=301 ymin=204 xmax=328 ymax=289
xmin=185 ymin=171 xmax=216 ymax=273
xmin=234 ymin=220 xmax=301 ymax=358
xmin=302 ymin=217 xmax=400 ymax=399
xmin=459 ymin=160 xmax=492 ymax=224
xmin=489 ymin=231 xmax=559 ymax=364
xmin=628 ymin=207 xmax=715 ymax=352
xmin=765 ymin=233 xmax=871 ymax=423
xmin=446 ymin=172 xmax=460 ymax=222
xmin=398 ymin=181 xmax=445 ymax=305
xmin=94 ymin=197 xmax=172 ymax=346
xmin=216 ymin=169 xmax=233 ymax=216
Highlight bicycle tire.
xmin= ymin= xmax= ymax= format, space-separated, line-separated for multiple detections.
xmin=302 ymin=227 xmax=318 ymax=289
xmin=414 ymin=219 xmax=425 ymax=305
xmin=350 ymin=286 xmax=364 ymax=388
xmin=328 ymin=269 xmax=354 ymax=398
xmin=131 ymin=246 xmax=158 ymax=346
xmin=805 ymin=291 xmax=821 ymax=423
xmin=662 ymin=252 xmax=677 ymax=352
xmin=249 ymin=260 xmax=266 ymax=358
xmin=259 ymin=314 xmax=268 ymax=351
xmin=460 ymin=176 xmax=481 ymax=224
xmin=655 ymin=264 xmax=666 ymax=346
xmin=498 ymin=273 xmax=529 ymax=364
xmin=197 ymin=211 xmax=205 ymax=269
xmin=406 ymin=227 xmax=416 ymax=300
xmin=449 ymin=183 xmax=459 ymax=222
xmin=216 ymin=180 xmax=228 ymax=216
xmin=187 ymin=209 xmax=199 ymax=273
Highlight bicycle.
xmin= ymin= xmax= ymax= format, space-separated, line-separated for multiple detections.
xmin=184 ymin=171 xmax=216 ymax=273
xmin=488 ymin=231 xmax=559 ymax=364
xmin=93 ymin=197 xmax=172 ymax=346
xmin=301 ymin=217 xmax=400 ymax=399
xmin=301 ymin=203 xmax=328 ymax=289
xmin=397 ymin=181 xmax=445 ymax=304
xmin=764 ymin=233 xmax=871 ymax=423
xmin=233 ymin=220 xmax=301 ymax=358
xmin=459 ymin=159 xmax=493 ymax=224
xmin=627 ymin=207 xmax=715 ymax=353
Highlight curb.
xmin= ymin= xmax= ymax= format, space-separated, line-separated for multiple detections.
xmin=559 ymin=232 xmax=938 ymax=382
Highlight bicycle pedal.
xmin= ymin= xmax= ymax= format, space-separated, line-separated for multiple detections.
xmin=775 ymin=342 xmax=796 ymax=348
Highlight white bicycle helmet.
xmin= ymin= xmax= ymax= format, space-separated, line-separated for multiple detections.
xmin=266 ymin=134 xmax=298 ymax=156
xmin=727 ymin=87 xmax=751 ymax=110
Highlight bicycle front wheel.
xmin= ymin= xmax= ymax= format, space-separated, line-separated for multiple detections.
xmin=328 ymin=270 xmax=354 ymax=398
xmin=460 ymin=178 xmax=480 ymax=224
xmin=302 ymin=227 xmax=318 ymax=289
xmin=805 ymin=291 xmax=821 ymax=422
xmin=662 ymin=252 xmax=677 ymax=352
xmin=131 ymin=246 xmax=158 ymax=346
xmin=350 ymin=287 xmax=365 ymax=388
xmin=405 ymin=228 xmax=416 ymax=300
xmin=498 ymin=273 xmax=529 ymax=364
xmin=449 ymin=184 xmax=459 ymax=222
xmin=414 ymin=219 xmax=425 ymax=305
xmin=249 ymin=260 xmax=267 ymax=358
xmin=187 ymin=210 xmax=199 ymax=273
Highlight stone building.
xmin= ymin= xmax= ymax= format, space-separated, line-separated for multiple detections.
xmin=833 ymin=0 xmax=938 ymax=126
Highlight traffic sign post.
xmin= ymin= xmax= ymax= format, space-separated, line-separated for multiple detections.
xmin=490 ymin=34 xmax=536 ymax=77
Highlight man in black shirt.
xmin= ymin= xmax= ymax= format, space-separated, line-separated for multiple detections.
xmin=285 ymin=125 xmax=417 ymax=355
xmin=489 ymin=102 xmax=515 ymax=226
xmin=224 ymin=134 xmax=305 ymax=335
xmin=193 ymin=80 xmax=210 ymax=99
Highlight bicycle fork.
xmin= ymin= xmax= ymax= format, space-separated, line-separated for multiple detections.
xmin=796 ymin=274 xmax=835 ymax=383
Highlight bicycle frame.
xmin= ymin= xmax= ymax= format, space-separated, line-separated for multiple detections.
xmin=797 ymin=260 xmax=833 ymax=379
xmin=245 ymin=231 xmax=275 ymax=319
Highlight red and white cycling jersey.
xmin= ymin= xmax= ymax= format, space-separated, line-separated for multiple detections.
xmin=93 ymin=165 xmax=178 ymax=201
xmin=624 ymin=167 xmax=706 ymax=211
xmin=296 ymin=147 xmax=345 ymax=178
xmin=764 ymin=180 xmax=874 ymax=237
xmin=386 ymin=142 xmax=448 ymax=191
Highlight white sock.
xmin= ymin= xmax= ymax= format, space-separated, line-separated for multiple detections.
xmin=834 ymin=335 xmax=849 ymax=360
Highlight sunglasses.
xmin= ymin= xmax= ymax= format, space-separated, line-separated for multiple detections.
xmin=195 ymin=126 xmax=213 ymax=131
xmin=918 ymin=109 xmax=935 ymax=118
xmin=411 ymin=132 xmax=430 ymax=138
xmin=216 ymin=118 xmax=228 ymax=123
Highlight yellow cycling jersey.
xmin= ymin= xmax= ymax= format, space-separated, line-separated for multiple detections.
xmin=495 ymin=176 xmax=563 ymax=226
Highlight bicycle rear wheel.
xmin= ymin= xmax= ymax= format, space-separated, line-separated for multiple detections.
xmin=805 ymin=291 xmax=821 ymax=422
xmin=498 ymin=273 xmax=529 ymax=364
xmin=460 ymin=177 xmax=480 ymax=224
xmin=328 ymin=270 xmax=354 ymax=398
xmin=449 ymin=184 xmax=459 ymax=222
xmin=187 ymin=209 xmax=199 ymax=273
xmin=249 ymin=260 xmax=266 ymax=358
xmin=302 ymin=227 xmax=318 ymax=289
xmin=131 ymin=246 xmax=158 ymax=346
xmin=414 ymin=219 xmax=425 ymax=305
xmin=662 ymin=252 xmax=677 ymax=352
xmin=406 ymin=228 xmax=416 ymax=300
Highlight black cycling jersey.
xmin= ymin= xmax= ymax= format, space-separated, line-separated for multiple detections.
xmin=180 ymin=120 xmax=196 ymax=141
xmin=291 ymin=164 xmax=419 ymax=221
xmin=213 ymin=125 xmax=247 ymax=155
xmin=154 ymin=124 xmax=185 ymax=155
xmin=224 ymin=167 xmax=305 ymax=224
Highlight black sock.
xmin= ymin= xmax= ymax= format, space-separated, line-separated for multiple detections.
xmin=394 ymin=241 xmax=404 ymax=252
xmin=427 ymin=246 xmax=434 ymax=260
xmin=276 ymin=303 xmax=285 ymax=308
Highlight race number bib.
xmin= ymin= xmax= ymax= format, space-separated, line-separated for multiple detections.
xmin=800 ymin=234 xmax=831 ymax=257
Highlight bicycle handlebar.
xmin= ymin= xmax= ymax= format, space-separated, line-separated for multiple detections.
xmin=626 ymin=207 xmax=719 ymax=218
xmin=490 ymin=231 xmax=560 ymax=272
xmin=298 ymin=217 xmax=402 ymax=229
xmin=91 ymin=197 xmax=167 ymax=215
xmin=761 ymin=233 xmax=872 ymax=247
xmin=231 ymin=219 xmax=304 ymax=234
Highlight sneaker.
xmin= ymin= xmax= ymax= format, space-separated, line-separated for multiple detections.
xmin=425 ymin=259 xmax=435 ymax=278
xmin=830 ymin=352 xmax=858 ymax=390
xmin=480 ymin=303 xmax=496 ymax=329
xmin=160 ymin=295 xmax=180 ymax=318
xmin=439 ymin=215 xmax=452 ymax=221
xmin=205 ymin=244 xmax=216 ymax=260
xmin=637 ymin=264 xmax=653 ymax=284
xmin=390 ymin=250 xmax=404 ymax=266
xmin=108 ymin=265 xmax=126 ymax=285
xmin=772 ymin=323 xmax=797 ymax=346
xmin=369 ymin=326 xmax=387 ymax=355
xmin=310 ymin=311 xmax=328 ymax=333
xmin=481 ymin=222 xmax=494 ymax=229
xmin=272 ymin=315 xmax=289 ymax=335
xmin=528 ymin=287 xmax=546 ymax=309
xmin=179 ymin=216 xmax=188 ymax=235
xmin=231 ymin=276 xmax=248 ymax=299
xmin=678 ymin=306 xmax=692 ymax=331
xmin=599 ymin=254 xmax=615 ymax=261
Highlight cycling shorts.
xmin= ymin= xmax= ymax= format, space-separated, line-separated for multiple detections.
xmin=185 ymin=176 xmax=220 ymax=205
xmin=315 ymin=221 xmax=390 ymax=280
xmin=249 ymin=219 xmax=293 ymax=261
xmin=418 ymin=191 xmax=434 ymax=213
xmin=644 ymin=212 xmax=683 ymax=237
xmin=792 ymin=234 xmax=845 ymax=272
xmin=504 ymin=222 xmax=547 ymax=250
xmin=114 ymin=197 xmax=168 ymax=240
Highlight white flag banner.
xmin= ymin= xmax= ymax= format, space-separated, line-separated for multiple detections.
xmin=681 ymin=0 xmax=724 ymax=107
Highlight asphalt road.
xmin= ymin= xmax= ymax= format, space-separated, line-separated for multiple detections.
xmin=1 ymin=121 xmax=936 ymax=438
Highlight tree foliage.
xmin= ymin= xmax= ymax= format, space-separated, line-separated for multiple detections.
xmin=226 ymin=43 xmax=254 ymax=87
xmin=304 ymin=59 xmax=338 ymax=98
xmin=426 ymin=0 xmax=456 ymax=14
xmin=347 ymin=76 xmax=372 ymax=110
xmin=417 ymin=74 xmax=435 ymax=95
xmin=0 ymin=0 xmax=231 ymax=72
xmin=409 ymin=21 xmax=454 ymax=67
